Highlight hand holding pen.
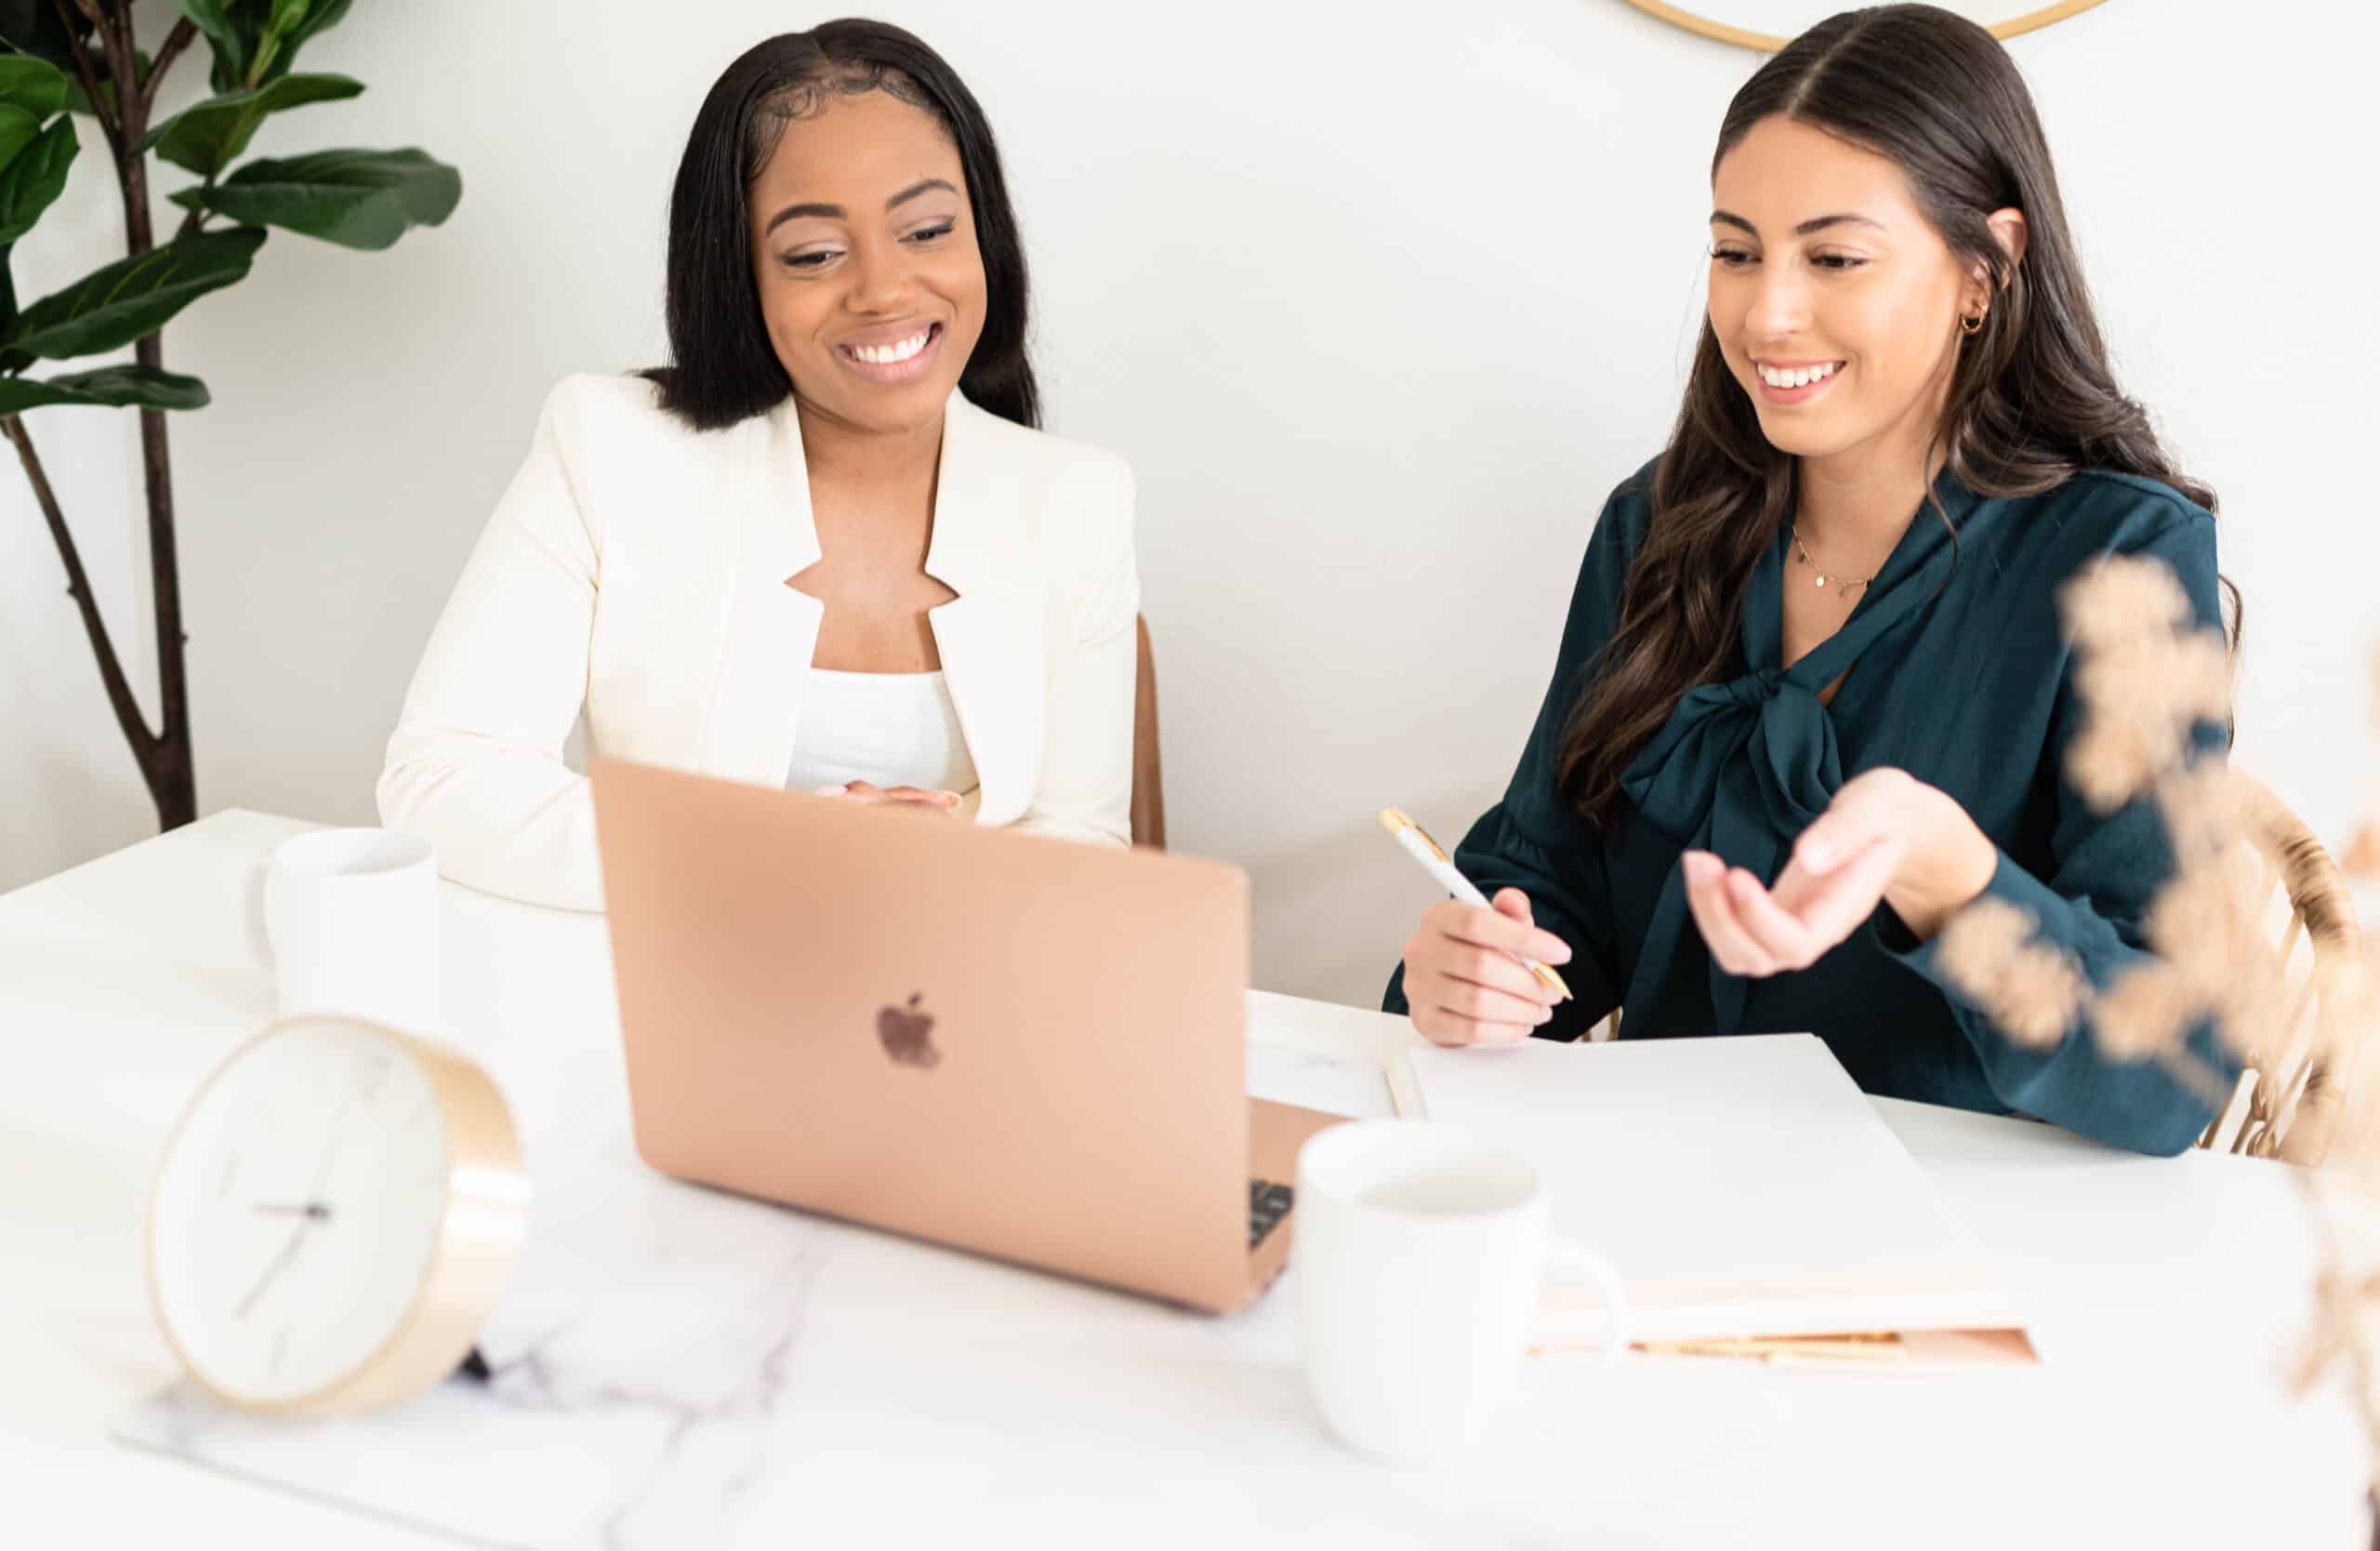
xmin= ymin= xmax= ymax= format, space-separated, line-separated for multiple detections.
xmin=1382 ymin=808 xmax=1578 ymax=1048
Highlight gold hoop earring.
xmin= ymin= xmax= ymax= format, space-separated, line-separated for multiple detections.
xmin=1961 ymin=312 xmax=1985 ymax=337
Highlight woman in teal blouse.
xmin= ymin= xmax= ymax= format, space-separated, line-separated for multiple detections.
xmin=1385 ymin=4 xmax=2235 ymax=1157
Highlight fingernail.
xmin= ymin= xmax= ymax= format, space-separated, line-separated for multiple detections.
xmin=937 ymin=791 xmax=960 ymax=805
xmin=1683 ymin=851 xmax=1718 ymax=882
xmin=814 ymin=784 xmax=848 ymax=797
xmin=1542 ymin=941 xmax=1572 ymax=965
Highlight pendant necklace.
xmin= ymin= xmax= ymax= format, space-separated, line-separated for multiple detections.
xmin=1790 ymin=524 xmax=1879 ymax=600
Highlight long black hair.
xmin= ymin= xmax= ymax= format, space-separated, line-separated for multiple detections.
xmin=1559 ymin=3 xmax=2228 ymax=828
xmin=646 ymin=20 xmax=1038 ymax=431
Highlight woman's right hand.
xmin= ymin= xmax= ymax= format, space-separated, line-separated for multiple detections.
xmin=1400 ymin=887 xmax=1573 ymax=1047
xmin=813 ymin=782 xmax=962 ymax=815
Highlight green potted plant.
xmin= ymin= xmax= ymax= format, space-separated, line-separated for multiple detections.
xmin=0 ymin=0 xmax=458 ymax=830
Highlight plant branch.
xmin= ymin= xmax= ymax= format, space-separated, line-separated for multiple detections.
xmin=90 ymin=0 xmax=143 ymax=143
xmin=51 ymin=0 xmax=120 ymax=155
xmin=142 ymin=18 xmax=199 ymax=114
xmin=2 ymin=415 xmax=160 ymax=766
xmin=88 ymin=0 xmax=196 ymax=826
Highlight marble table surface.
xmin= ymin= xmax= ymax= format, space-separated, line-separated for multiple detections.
xmin=6 ymin=811 xmax=2372 ymax=1549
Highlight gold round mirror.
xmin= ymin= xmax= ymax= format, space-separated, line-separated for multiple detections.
xmin=1619 ymin=0 xmax=2109 ymax=51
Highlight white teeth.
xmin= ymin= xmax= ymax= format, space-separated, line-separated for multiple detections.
xmin=850 ymin=328 xmax=932 ymax=365
xmin=1759 ymin=361 xmax=1839 ymax=389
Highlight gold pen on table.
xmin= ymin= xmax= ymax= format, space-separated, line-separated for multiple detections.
xmin=1379 ymin=807 xmax=1573 ymax=1002
xmin=1634 ymin=1332 xmax=1910 ymax=1365
xmin=1529 ymin=1334 xmax=1911 ymax=1365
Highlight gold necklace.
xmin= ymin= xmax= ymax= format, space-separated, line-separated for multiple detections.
xmin=1790 ymin=524 xmax=1880 ymax=599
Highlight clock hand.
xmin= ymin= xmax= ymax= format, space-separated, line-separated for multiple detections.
xmin=231 ymin=1083 xmax=362 ymax=1319
xmin=304 ymin=1086 xmax=361 ymax=1198
xmin=250 ymin=1201 xmax=333 ymax=1221
xmin=233 ymin=1084 xmax=366 ymax=1319
xmin=231 ymin=1222 xmax=312 ymax=1320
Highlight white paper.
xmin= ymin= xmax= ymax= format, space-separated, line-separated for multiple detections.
xmin=1245 ymin=1041 xmax=1396 ymax=1120
xmin=1402 ymin=1035 xmax=2023 ymax=1343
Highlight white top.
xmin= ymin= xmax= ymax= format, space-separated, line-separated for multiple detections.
xmin=784 ymin=669 xmax=979 ymax=796
xmin=376 ymin=378 xmax=1140 ymax=914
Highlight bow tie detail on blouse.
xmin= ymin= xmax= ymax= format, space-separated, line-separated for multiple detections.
xmin=1617 ymin=485 xmax=1973 ymax=1035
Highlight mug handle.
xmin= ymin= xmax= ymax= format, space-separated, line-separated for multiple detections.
xmin=1537 ymin=1236 xmax=1630 ymax=1370
xmin=243 ymin=855 xmax=278 ymax=971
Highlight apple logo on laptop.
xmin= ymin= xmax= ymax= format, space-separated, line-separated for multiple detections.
xmin=878 ymin=993 xmax=941 ymax=1069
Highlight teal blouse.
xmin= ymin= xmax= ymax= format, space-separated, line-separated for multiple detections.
xmin=1383 ymin=461 xmax=2234 ymax=1157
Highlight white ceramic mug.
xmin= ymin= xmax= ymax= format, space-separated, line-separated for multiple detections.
xmin=1294 ymin=1118 xmax=1628 ymax=1466
xmin=245 ymin=829 xmax=440 ymax=1032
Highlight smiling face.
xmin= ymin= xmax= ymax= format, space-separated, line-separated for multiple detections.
xmin=1706 ymin=114 xmax=1989 ymax=469
xmin=747 ymin=88 xmax=986 ymax=439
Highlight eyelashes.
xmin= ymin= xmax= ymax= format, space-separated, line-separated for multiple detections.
xmin=1707 ymin=248 xmax=1871 ymax=272
xmin=779 ymin=222 xmax=958 ymax=272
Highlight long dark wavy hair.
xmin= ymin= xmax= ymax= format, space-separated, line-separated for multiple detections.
xmin=1559 ymin=4 xmax=2231 ymax=829
xmin=646 ymin=20 xmax=1039 ymax=431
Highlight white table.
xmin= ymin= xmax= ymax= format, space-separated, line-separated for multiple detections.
xmin=2 ymin=812 xmax=2369 ymax=1549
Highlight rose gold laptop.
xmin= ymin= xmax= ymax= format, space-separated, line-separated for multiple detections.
xmin=588 ymin=756 xmax=1343 ymax=1314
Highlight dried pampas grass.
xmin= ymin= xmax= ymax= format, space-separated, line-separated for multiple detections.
xmin=1963 ymin=551 xmax=2380 ymax=1530
xmin=1938 ymin=560 xmax=2263 ymax=1104
xmin=1937 ymin=899 xmax=2088 ymax=1051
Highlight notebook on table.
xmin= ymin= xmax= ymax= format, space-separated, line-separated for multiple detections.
xmin=1387 ymin=1033 xmax=2038 ymax=1370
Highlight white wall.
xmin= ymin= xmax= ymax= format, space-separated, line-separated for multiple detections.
xmin=4 ymin=0 xmax=2373 ymax=1009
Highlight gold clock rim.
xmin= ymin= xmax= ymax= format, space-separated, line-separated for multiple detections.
xmin=145 ymin=1014 xmax=531 ymax=1416
xmin=1615 ymin=0 xmax=2113 ymax=52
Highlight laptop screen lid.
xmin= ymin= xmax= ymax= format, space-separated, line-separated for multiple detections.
xmin=590 ymin=756 xmax=1253 ymax=1307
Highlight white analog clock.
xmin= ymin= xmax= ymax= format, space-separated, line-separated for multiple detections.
xmin=147 ymin=1014 xmax=530 ymax=1414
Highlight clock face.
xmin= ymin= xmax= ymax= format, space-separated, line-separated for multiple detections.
xmin=151 ymin=1017 xmax=452 ymax=1406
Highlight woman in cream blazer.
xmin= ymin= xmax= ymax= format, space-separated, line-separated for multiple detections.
xmin=378 ymin=23 xmax=1136 ymax=912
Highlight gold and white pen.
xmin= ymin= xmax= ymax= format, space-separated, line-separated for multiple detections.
xmin=1378 ymin=807 xmax=1573 ymax=1001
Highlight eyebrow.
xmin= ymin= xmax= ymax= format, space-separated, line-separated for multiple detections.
xmin=1709 ymin=210 xmax=1885 ymax=237
xmin=763 ymin=178 xmax=959 ymax=235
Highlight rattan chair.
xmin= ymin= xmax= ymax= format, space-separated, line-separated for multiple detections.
xmin=2199 ymin=774 xmax=2370 ymax=1166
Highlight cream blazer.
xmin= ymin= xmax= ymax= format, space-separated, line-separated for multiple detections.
xmin=377 ymin=374 xmax=1139 ymax=912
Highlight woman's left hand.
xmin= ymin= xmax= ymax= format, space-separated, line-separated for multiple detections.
xmin=1680 ymin=768 xmax=1999 ymax=976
